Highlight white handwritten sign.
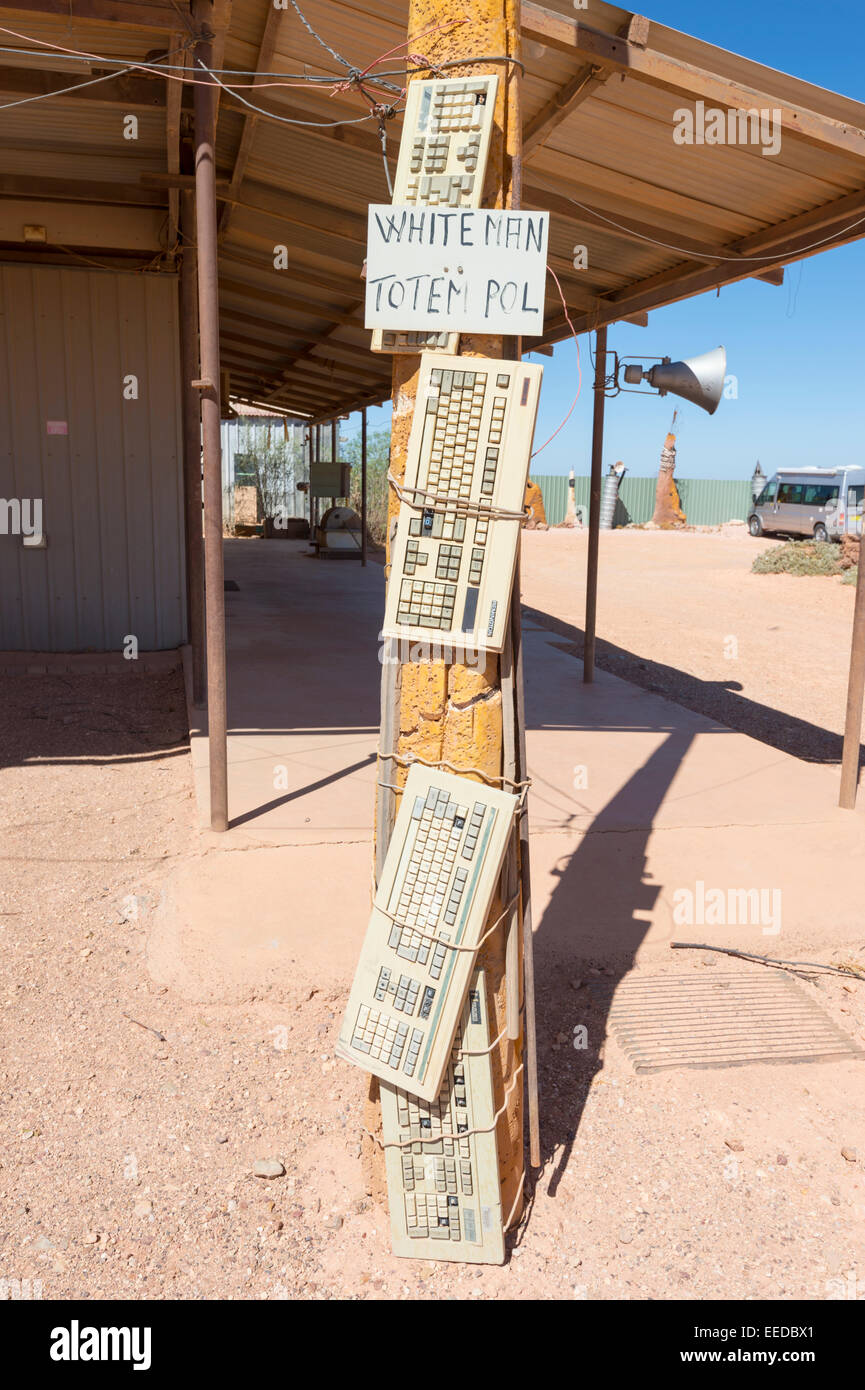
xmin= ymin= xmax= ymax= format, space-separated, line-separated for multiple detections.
xmin=365 ymin=206 xmax=548 ymax=336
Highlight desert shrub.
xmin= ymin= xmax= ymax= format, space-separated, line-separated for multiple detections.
xmin=841 ymin=566 xmax=859 ymax=586
xmin=752 ymin=540 xmax=845 ymax=578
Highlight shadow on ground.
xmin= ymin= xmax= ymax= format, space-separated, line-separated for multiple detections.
xmin=524 ymin=604 xmax=858 ymax=767
xmin=529 ymin=725 xmax=695 ymax=1199
xmin=0 ymin=671 xmax=189 ymax=770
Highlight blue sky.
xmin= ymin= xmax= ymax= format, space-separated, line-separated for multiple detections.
xmin=347 ymin=1 xmax=865 ymax=479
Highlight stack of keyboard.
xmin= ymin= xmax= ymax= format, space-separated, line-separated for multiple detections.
xmin=337 ymin=766 xmax=516 ymax=1100
xmin=345 ymin=69 xmax=544 ymax=1268
xmin=338 ymin=766 xmax=516 ymax=1264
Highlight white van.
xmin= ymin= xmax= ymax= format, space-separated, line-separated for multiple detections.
xmin=748 ymin=467 xmax=865 ymax=541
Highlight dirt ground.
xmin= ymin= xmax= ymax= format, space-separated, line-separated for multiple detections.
xmin=520 ymin=526 xmax=857 ymax=765
xmin=2 ymin=660 xmax=865 ymax=1301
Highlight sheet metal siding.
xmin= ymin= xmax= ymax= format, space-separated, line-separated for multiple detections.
xmin=0 ymin=264 xmax=185 ymax=651
xmin=533 ymin=474 xmax=754 ymax=526
xmin=220 ymin=416 xmax=307 ymax=525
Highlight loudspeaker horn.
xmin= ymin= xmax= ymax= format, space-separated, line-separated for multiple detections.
xmin=645 ymin=346 xmax=727 ymax=415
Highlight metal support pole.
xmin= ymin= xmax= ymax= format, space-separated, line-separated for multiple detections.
xmin=361 ymin=406 xmax=368 ymax=567
xmin=308 ymin=425 xmax=315 ymax=533
xmin=840 ymin=542 xmax=865 ymax=807
xmin=583 ymin=323 xmax=608 ymax=683
xmin=179 ymin=191 xmax=205 ymax=707
xmin=314 ymin=423 xmax=321 ymax=532
xmin=193 ymin=0 xmax=228 ymax=831
xmin=331 ymin=417 xmax=337 ymax=507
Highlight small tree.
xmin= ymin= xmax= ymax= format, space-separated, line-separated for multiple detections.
xmin=245 ymin=435 xmax=304 ymax=522
xmin=340 ymin=425 xmax=391 ymax=546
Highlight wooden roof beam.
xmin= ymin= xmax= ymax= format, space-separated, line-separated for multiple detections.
xmin=521 ymin=5 xmax=865 ymax=160
xmin=0 ymin=0 xmax=185 ymax=25
xmin=0 ymin=67 xmax=189 ymax=109
xmin=521 ymin=15 xmax=645 ymax=159
xmin=523 ymin=68 xmax=610 ymax=160
xmin=730 ymin=186 xmax=865 ymax=256
xmin=0 ymin=174 xmax=163 ymax=205
xmin=219 ymin=1 xmax=286 ymax=241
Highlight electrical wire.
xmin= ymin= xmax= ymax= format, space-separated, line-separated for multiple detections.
xmin=0 ymin=48 xmax=524 ymax=82
xmin=0 ymin=64 xmax=138 ymax=111
xmin=5 ymin=19 xmax=861 ymax=260
xmin=0 ymin=23 xmax=400 ymax=98
xmin=378 ymin=118 xmax=394 ymax=197
xmin=530 ymin=173 xmax=865 ymax=263
xmin=194 ymin=57 xmax=388 ymax=127
xmin=530 ymin=265 xmax=583 ymax=459
xmin=287 ymin=0 xmax=355 ymax=74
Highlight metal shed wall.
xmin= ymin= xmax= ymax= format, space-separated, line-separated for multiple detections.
xmin=0 ymin=265 xmax=185 ymax=652
xmin=220 ymin=416 xmax=308 ymax=526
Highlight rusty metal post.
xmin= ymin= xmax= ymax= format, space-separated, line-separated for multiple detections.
xmin=365 ymin=0 xmax=527 ymax=1231
xmin=331 ymin=417 xmax=337 ymax=507
xmin=193 ymin=0 xmax=228 ymax=831
xmin=179 ymin=191 xmax=206 ymax=707
xmin=840 ymin=540 xmax=865 ymax=806
xmin=361 ymin=406 xmax=368 ymax=566
xmin=584 ymin=323 xmax=608 ymax=683
xmin=314 ymin=423 xmax=321 ymax=532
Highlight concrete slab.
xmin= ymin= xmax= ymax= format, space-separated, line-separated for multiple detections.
xmin=170 ymin=537 xmax=865 ymax=1006
xmin=185 ymin=539 xmax=383 ymax=847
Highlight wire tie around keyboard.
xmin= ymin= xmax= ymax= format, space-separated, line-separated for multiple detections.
xmin=377 ymin=893 xmax=518 ymax=953
xmin=455 ymin=1023 xmax=508 ymax=1058
xmin=386 ymin=471 xmax=528 ymax=524
xmin=503 ymin=1169 xmax=527 ymax=1234
xmin=364 ymin=1065 xmax=524 ymax=1150
xmin=376 ymin=748 xmax=531 ymax=792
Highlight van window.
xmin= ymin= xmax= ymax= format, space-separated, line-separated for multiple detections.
xmin=848 ymin=485 xmax=864 ymax=509
xmin=757 ymin=479 xmax=777 ymax=505
xmin=801 ymin=483 xmax=839 ymax=506
xmin=777 ymin=483 xmax=803 ymax=504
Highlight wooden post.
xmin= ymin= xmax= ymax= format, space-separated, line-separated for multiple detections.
xmin=179 ymin=190 xmax=206 ymax=707
xmin=367 ymin=0 xmax=527 ymax=1230
xmin=361 ymin=406 xmax=368 ymax=567
xmin=583 ymin=323 xmax=607 ymax=683
xmin=193 ymin=0 xmax=228 ymax=831
xmin=840 ymin=539 xmax=865 ymax=807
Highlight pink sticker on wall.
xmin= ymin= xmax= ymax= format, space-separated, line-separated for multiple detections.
xmin=46 ymin=421 xmax=68 ymax=435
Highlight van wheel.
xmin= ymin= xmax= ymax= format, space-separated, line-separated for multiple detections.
xmin=813 ymin=523 xmax=829 ymax=542
xmin=748 ymin=515 xmax=763 ymax=537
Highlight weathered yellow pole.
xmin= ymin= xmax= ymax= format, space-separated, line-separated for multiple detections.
xmin=365 ymin=0 xmax=526 ymax=1232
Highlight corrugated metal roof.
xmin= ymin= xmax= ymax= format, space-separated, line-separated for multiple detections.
xmin=1 ymin=0 xmax=864 ymax=419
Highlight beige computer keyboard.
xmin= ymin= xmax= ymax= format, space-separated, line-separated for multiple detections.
xmin=336 ymin=764 xmax=517 ymax=1102
xmin=381 ymin=969 xmax=505 ymax=1263
xmin=371 ymin=74 xmax=498 ymax=356
xmin=382 ymin=353 xmax=543 ymax=653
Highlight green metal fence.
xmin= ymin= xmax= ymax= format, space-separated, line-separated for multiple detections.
xmin=531 ymin=474 xmax=754 ymax=528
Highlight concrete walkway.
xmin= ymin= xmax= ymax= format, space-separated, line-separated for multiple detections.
xmin=162 ymin=536 xmax=865 ymax=1007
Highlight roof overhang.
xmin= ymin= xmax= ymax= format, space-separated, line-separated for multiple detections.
xmin=0 ymin=0 xmax=863 ymax=420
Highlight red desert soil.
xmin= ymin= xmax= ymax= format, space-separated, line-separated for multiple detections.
xmin=2 ymin=540 xmax=865 ymax=1299
xmin=520 ymin=527 xmax=857 ymax=764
